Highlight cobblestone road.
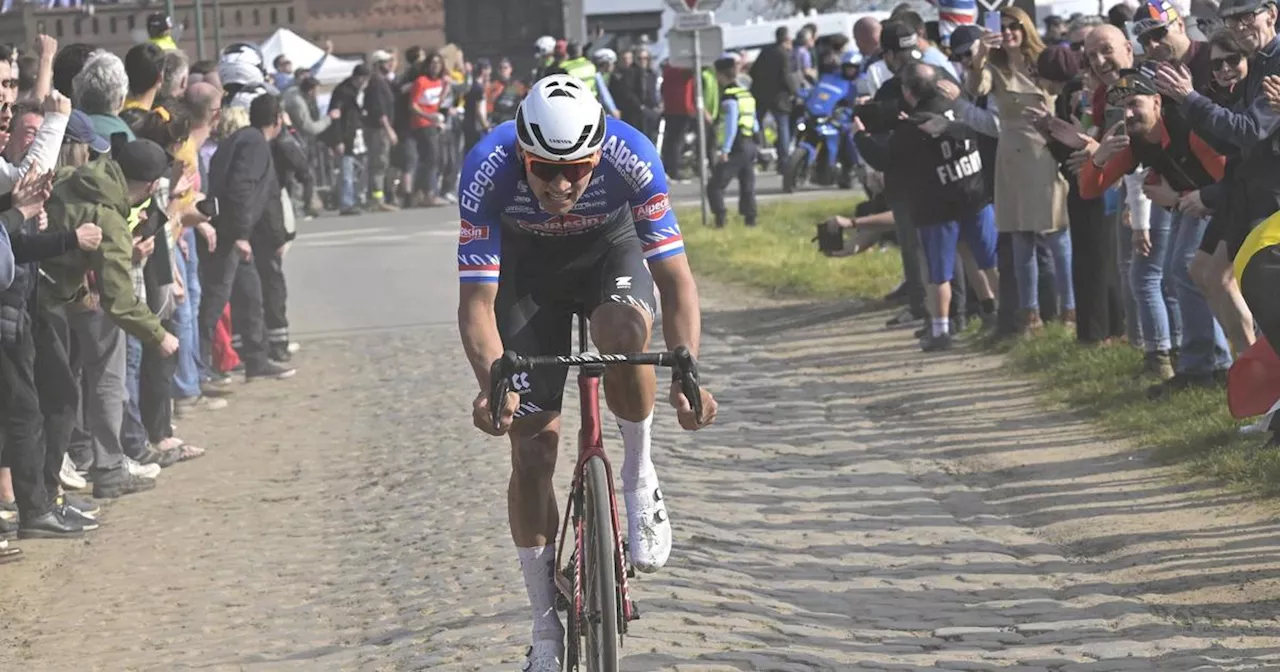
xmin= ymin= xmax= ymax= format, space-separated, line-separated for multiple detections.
xmin=4 ymin=289 xmax=1280 ymax=671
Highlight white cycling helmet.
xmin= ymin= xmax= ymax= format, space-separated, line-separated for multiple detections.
xmin=593 ymin=48 xmax=618 ymax=64
xmin=535 ymin=35 xmax=556 ymax=56
xmin=516 ymin=74 xmax=607 ymax=162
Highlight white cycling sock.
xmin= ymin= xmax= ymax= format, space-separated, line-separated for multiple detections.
xmin=618 ymin=412 xmax=656 ymax=494
xmin=517 ymin=545 xmax=563 ymax=642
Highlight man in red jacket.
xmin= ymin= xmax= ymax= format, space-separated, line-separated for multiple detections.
xmin=660 ymin=62 xmax=696 ymax=182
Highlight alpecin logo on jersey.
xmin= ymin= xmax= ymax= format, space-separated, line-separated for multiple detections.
xmin=517 ymin=213 xmax=609 ymax=235
xmin=601 ymin=135 xmax=655 ymax=191
xmin=461 ymin=145 xmax=509 ymax=214
xmin=631 ymin=192 xmax=670 ymax=222
xmin=459 ymin=220 xmax=489 ymax=245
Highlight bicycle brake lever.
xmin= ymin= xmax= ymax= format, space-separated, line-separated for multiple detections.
xmin=488 ymin=351 xmax=519 ymax=431
xmin=673 ymin=346 xmax=703 ymax=425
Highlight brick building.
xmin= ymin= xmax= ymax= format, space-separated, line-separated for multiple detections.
xmin=0 ymin=0 xmax=445 ymax=62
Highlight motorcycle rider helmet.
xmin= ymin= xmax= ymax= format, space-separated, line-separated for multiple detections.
xmin=534 ymin=35 xmax=556 ymax=57
xmin=516 ymin=74 xmax=607 ymax=162
xmin=840 ymin=50 xmax=861 ymax=80
xmin=146 ymin=12 xmax=171 ymax=39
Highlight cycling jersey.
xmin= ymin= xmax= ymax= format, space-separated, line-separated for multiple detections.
xmin=456 ymin=117 xmax=684 ymax=284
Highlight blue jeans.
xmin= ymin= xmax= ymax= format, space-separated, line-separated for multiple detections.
xmin=1168 ymin=211 xmax=1233 ymax=374
xmin=1116 ymin=219 xmax=1143 ymax=347
xmin=1130 ymin=207 xmax=1181 ymax=353
xmin=121 ymin=334 xmax=148 ymax=457
xmin=172 ymin=228 xmax=203 ymax=399
xmin=340 ymin=154 xmax=357 ymax=210
xmin=1011 ymin=229 xmax=1074 ymax=312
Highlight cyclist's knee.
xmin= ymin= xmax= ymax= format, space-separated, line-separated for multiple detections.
xmin=510 ymin=414 xmax=560 ymax=478
xmin=590 ymin=301 xmax=651 ymax=353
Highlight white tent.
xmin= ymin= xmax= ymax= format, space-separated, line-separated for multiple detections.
xmin=259 ymin=28 xmax=361 ymax=86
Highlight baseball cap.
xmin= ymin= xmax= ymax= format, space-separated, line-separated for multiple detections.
xmin=1219 ymin=0 xmax=1274 ymax=18
xmin=65 ymin=110 xmax=110 ymax=154
xmin=948 ymin=25 xmax=984 ymax=58
xmin=1134 ymin=0 xmax=1181 ymax=34
xmin=113 ymin=138 xmax=172 ymax=184
xmin=1106 ymin=66 xmax=1160 ymax=105
xmin=880 ymin=20 xmax=921 ymax=54
xmin=1036 ymin=45 xmax=1084 ymax=83
xmin=371 ymin=49 xmax=394 ymax=64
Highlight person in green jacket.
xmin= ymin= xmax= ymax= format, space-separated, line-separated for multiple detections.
xmin=39 ymin=137 xmax=177 ymax=499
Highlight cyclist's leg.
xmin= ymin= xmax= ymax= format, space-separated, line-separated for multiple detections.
xmin=584 ymin=239 xmax=671 ymax=572
xmin=496 ymin=280 xmax=573 ymax=651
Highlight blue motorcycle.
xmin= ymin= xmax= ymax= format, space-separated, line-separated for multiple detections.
xmin=783 ymin=57 xmax=859 ymax=194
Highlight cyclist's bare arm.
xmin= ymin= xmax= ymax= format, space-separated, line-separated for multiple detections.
xmin=459 ymin=282 xmax=504 ymax=390
xmin=648 ymin=254 xmax=702 ymax=358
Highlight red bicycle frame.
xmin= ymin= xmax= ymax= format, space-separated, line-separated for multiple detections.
xmin=552 ymin=362 xmax=636 ymax=642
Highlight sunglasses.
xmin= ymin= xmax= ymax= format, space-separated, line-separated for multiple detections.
xmin=1211 ymin=53 xmax=1244 ymax=69
xmin=1225 ymin=7 xmax=1267 ymax=27
xmin=1139 ymin=26 xmax=1170 ymax=44
xmin=523 ymin=153 xmax=598 ymax=183
xmin=1001 ymin=22 xmax=1023 ymax=32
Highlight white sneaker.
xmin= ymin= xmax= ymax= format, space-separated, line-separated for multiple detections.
xmin=59 ymin=454 xmax=87 ymax=491
xmin=520 ymin=640 xmax=563 ymax=672
xmin=124 ymin=456 xmax=161 ymax=480
xmin=625 ymin=484 xmax=672 ymax=573
xmin=1241 ymin=400 xmax=1280 ymax=435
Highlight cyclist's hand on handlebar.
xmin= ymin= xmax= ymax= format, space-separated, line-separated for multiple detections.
xmin=669 ymin=382 xmax=718 ymax=431
xmin=473 ymin=390 xmax=520 ymax=436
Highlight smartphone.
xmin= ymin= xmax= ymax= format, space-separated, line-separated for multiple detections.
xmin=1104 ymin=106 xmax=1127 ymax=134
xmin=984 ymin=11 xmax=1002 ymax=34
xmin=196 ymin=196 xmax=220 ymax=219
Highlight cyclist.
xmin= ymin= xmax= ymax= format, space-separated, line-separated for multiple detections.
xmin=456 ymin=74 xmax=718 ymax=670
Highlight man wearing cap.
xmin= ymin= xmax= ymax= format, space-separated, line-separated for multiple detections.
xmin=707 ymin=56 xmax=760 ymax=229
xmin=1136 ymin=0 xmax=1215 ymax=88
xmin=855 ymin=19 xmax=963 ymax=330
xmin=0 ymin=103 xmax=103 ymax=538
xmin=1152 ymin=0 xmax=1280 ymax=278
xmin=857 ymin=62 xmax=999 ymax=351
xmin=146 ymin=13 xmax=178 ymax=52
xmin=1081 ymin=66 xmax=1235 ymax=393
xmin=40 ymin=136 xmax=180 ymax=499
xmin=365 ymin=50 xmax=399 ymax=212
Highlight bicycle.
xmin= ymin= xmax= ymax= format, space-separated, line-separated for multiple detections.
xmin=488 ymin=313 xmax=703 ymax=672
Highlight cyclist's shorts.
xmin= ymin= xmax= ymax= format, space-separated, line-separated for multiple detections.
xmin=495 ymin=230 xmax=657 ymax=419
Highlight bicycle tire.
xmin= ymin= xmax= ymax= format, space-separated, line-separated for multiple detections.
xmin=582 ymin=456 xmax=621 ymax=671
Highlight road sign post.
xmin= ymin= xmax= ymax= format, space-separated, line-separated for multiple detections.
xmin=667 ymin=0 xmax=725 ymax=228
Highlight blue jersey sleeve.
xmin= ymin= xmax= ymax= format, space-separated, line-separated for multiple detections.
xmin=456 ymin=122 xmax=519 ymax=284
xmin=599 ymin=119 xmax=684 ymax=262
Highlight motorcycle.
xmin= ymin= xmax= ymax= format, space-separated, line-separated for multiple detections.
xmin=783 ymin=65 xmax=859 ymax=194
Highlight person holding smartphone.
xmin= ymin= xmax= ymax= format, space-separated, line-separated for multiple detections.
xmin=1079 ymin=66 xmax=1234 ymax=396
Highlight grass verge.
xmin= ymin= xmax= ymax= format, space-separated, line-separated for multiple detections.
xmin=680 ymin=195 xmax=1276 ymax=493
xmin=677 ymin=197 xmax=902 ymax=300
xmin=997 ymin=324 xmax=1276 ymax=493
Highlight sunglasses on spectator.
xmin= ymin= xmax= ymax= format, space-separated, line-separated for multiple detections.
xmin=522 ymin=153 xmax=598 ymax=183
xmin=1225 ymin=7 xmax=1267 ymax=27
xmin=1139 ymin=26 xmax=1169 ymax=44
xmin=1211 ymin=53 xmax=1244 ymax=69
xmin=1001 ymin=22 xmax=1023 ymax=32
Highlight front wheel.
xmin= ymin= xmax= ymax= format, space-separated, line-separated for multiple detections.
xmin=582 ymin=456 xmax=620 ymax=671
xmin=782 ymin=147 xmax=811 ymax=194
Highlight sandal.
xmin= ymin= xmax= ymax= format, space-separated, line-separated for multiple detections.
xmin=157 ymin=438 xmax=205 ymax=464
xmin=0 ymin=540 xmax=22 ymax=564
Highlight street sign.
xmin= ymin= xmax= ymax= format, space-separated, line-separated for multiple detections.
xmin=674 ymin=10 xmax=716 ymax=31
xmin=665 ymin=0 xmax=724 ymax=13
xmin=666 ymin=26 xmax=724 ymax=69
